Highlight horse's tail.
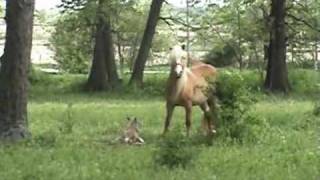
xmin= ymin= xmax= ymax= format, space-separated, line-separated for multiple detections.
xmin=206 ymin=82 xmax=219 ymax=128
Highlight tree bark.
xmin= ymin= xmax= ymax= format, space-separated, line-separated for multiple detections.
xmin=264 ymin=40 xmax=272 ymax=88
xmin=236 ymin=5 xmax=243 ymax=70
xmin=129 ymin=0 xmax=165 ymax=87
xmin=104 ymin=19 xmax=120 ymax=88
xmin=116 ymin=32 xmax=124 ymax=78
xmin=86 ymin=15 xmax=109 ymax=91
xmin=86 ymin=0 xmax=119 ymax=91
xmin=315 ymin=41 xmax=318 ymax=71
xmin=129 ymin=34 xmax=140 ymax=72
xmin=0 ymin=0 xmax=35 ymax=141
xmin=264 ymin=0 xmax=290 ymax=93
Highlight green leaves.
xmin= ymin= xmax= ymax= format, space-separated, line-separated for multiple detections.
xmin=50 ymin=12 xmax=93 ymax=73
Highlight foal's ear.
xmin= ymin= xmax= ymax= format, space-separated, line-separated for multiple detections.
xmin=133 ymin=117 xmax=138 ymax=123
xmin=181 ymin=44 xmax=186 ymax=50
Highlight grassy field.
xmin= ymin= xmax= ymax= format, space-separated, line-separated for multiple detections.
xmin=0 ymin=69 xmax=319 ymax=180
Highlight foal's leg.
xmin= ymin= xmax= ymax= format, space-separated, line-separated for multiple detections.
xmin=200 ymin=102 xmax=216 ymax=135
xmin=163 ymin=102 xmax=175 ymax=135
xmin=185 ymin=102 xmax=192 ymax=137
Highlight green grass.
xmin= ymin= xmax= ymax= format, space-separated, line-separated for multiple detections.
xmin=0 ymin=69 xmax=319 ymax=180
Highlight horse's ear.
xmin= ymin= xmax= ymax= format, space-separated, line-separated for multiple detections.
xmin=181 ymin=44 xmax=186 ymax=50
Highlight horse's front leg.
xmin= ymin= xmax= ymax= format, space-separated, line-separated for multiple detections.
xmin=163 ymin=102 xmax=175 ymax=135
xmin=185 ymin=102 xmax=192 ymax=137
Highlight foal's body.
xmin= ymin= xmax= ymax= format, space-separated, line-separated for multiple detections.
xmin=163 ymin=46 xmax=217 ymax=136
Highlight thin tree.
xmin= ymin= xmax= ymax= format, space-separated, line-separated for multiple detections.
xmin=129 ymin=0 xmax=165 ymax=87
xmin=264 ymin=0 xmax=290 ymax=93
xmin=0 ymin=0 xmax=35 ymax=140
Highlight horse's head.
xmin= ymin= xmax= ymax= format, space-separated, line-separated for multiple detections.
xmin=169 ymin=45 xmax=187 ymax=78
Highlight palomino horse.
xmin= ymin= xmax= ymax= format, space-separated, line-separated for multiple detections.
xmin=163 ymin=45 xmax=218 ymax=136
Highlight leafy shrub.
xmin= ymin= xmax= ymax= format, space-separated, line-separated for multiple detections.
xmin=28 ymin=67 xmax=47 ymax=84
xmin=289 ymin=69 xmax=320 ymax=95
xmin=313 ymin=102 xmax=320 ymax=117
xmin=239 ymin=70 xmax=263 ymax=92
xmin=214 ymin=70 xmax=266 ymax=143
xmin=287 ymin=60 xmax=315 ymax=69
xmin=50 ymin=12 xmax=93 ymax=74
xmin=205 ymin=43 xmax=237 ymax=67
xmin=154 ymin=132 xmax=196 ymax=168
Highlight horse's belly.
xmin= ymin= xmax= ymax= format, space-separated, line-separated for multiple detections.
xmin=191 ymin=93 xmax=208 ymax=105
xmin=171 ymin=94 xmax=206 ymax=106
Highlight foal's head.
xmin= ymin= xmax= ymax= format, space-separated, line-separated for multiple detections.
xmin=169 ymin=45 xmax=187 ymax=78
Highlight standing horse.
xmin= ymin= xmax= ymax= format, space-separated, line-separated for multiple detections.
xmin=163 ymin=45 xmax=218 ymax=136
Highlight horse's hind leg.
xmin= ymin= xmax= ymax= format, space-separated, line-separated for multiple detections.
xmin=200 ymin=102 xmax=216 ymax=136
xmin=163 ymin=102 xmax=175 ymax=135
xmin=185 ymin=102 xmax=192 ymax=137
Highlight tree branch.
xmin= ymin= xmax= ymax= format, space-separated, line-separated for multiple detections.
xmin=158 ymin=16 xmax=206 ymax=31
xmin=286 ymin=13 xmax=320 ymax=32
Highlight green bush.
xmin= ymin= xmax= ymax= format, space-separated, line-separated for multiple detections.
xmin=50 ymin=12 xmax=93 ymax=74
xmin=205 ymin=43 xmax=237 ymax=67
xmin=215 ymin=70 xmax=267 ymax=143
xmin=28 ymin=67 xmax=47 ymax=84
xmin=154 ymin=132 xmax=196 ymax=168
xmin=289 ymin=69 xmax=320 ymax=95
xmin=313 ymin=102 xmax=320 ymax=117
xmin=287 ymin=60 xmax=315 ymax=69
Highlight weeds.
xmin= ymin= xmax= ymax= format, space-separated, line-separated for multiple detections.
xmin=154 ymin=132 xmax=196 ymax=168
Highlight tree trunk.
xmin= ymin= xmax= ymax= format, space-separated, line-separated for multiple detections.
xmin=86 ymin=16 xmax=109 ymax=91
xmin=116 ymin=32 xmax=124 ymax=78
xmin=236 ymin=5 xmax=243 ymax=70
xmin=264 ymin=40 xmax=272 ymax=88
xmin=0 ymin=0 xmax=34 ymax=141
xmin=129 ymin=34 xmax=140 ymax=72
xmin=103 ymin=19 xmax=120 ymax=88
xmin=264 ymin=0 xmax=290 ymax=93
xmin=315 ymin=41 xmax=318 ymax=71
xmin=129 ymin=0 xmax=165 ymax=87
xmin=86 ymin=0 xmax=119 ymax=91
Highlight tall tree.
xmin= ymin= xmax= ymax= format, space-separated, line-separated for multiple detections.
xmin=86 ymin=12 xmax=109 ymax=90
xmin=86 ymin=0 xmax=119 ymax=91
xmin=129 ymin=0 xmax=165 ymax=87
xmin=0 ymin=0 xmax=35 ymax=140
xmin=264 ymin=0 xmax=290 ymax=93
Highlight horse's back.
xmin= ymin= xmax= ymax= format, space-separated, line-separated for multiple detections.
xmin=191 ymin=62 xmax=217 ymax=80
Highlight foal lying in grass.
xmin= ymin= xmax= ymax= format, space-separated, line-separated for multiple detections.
xmin=118 ymin=117 xmax=144 ymax=145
